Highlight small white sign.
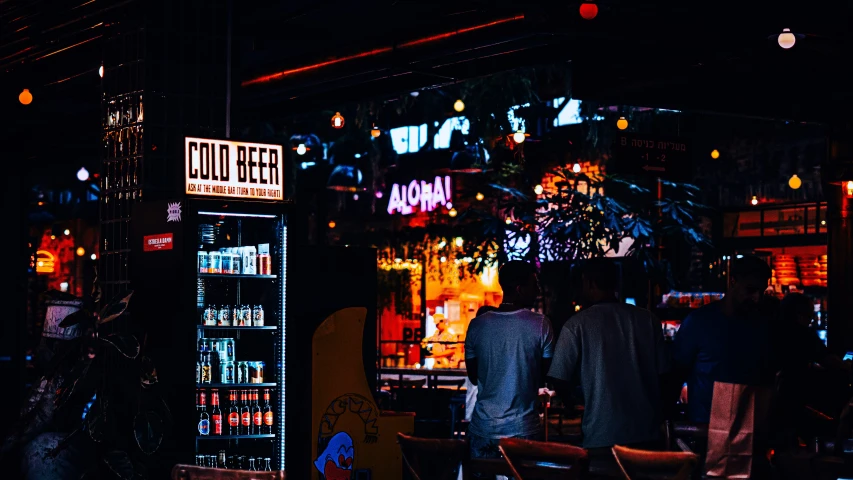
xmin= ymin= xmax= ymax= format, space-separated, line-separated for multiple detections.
xmin=185 ymin=137 xmax=284 ymax=201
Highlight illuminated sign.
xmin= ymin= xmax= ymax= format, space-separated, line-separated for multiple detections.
xmin=386 ymin=176 xmax=452 ymax=215
xmin=143 ymin=233 xmax=174 ymax=252
xmin=36 ymin=250 xmax=56 ymax=274
xmin=185 ymin=137 xmax=284 ymax=201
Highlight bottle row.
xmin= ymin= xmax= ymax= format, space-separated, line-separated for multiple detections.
xmin=198 ymin=355 xmax=266 ymax=384
xmin=196 ymin=451 xmax=272 ymax=471
xmin=197 ymin=389 xmax=274 ymax=436
xmin=201 ymin=305 xmax=264 ymax=327
xmin=198 ymin=245 xmax=272 ymax=276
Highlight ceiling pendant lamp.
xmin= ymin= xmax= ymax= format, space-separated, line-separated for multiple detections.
xmin=788 ymin=174 xmax=802 ymax=190
xmin=19 ymin=88 xmax=33 ymax=105
xmin=616 ymin=117 xmax=628 ymax=130
xmin=579 ymin=2 xmax=598 ymax=20
xmin=777 ymin=28 xmax=796 ymax=49
xmin=331 ymin=112 xmax=345 ymax=129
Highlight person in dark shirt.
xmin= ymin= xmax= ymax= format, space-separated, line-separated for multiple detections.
xmin=672 ymin=255 xmax=774 ymax=423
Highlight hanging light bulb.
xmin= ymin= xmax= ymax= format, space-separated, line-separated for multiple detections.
xmin=534 ymin=184 xmax=544 ymax=195
xmin=751 ymin=196 xmax=759 ymax=206
xmin=616 ymin=117 xmax=628 ymax=130
xmin=76 ymin=247 xmax=86 ymax=257
xmin=777 ymin=28 xmax=796 ymax=49
xmin=448 ymin=208 xmax=458 ymax=217
xmin=296 ymin=144 xmax=307 ymax=155
xmin=512 ymin=131 xmax=526 ymax=143
xmin=505 ymin=217 xmax=512 ymax=225
xmin=64 ymin=229 xmax=71 ymax=236
xmin=353 ymin=193 xmax=359 ymax=201
xmin=371 ymin=125 xmax=381 ymax=138
xmin=475 ymin=192 xmax=485 ymax=201
xmin=331 ymin=112 xmax=345 ymax=129
xmin=19 ymin=88 xmax=33 ymax=105
xmin=847 ymin=180 xmax=853 ymax=197
xmin=455 ymin=237 xmax=464 ymax=247
xmin=710 ymin=149 xmax=720 ymax=159
xmin=90 ymin=253 xmax=97 ymax=260
xmin=579 ymin=2 xmax=599 ymax=20
xmin=453 ymin=99 xmax=465 ymax=113
xmin=98 ymin=64 xmax=104 ymax=78
xmin=788 ymin=174 xmax=802 ymax=190
xmin=328 ymin=221 xmax=336 ymax=229
xmin=77 ymin=167 xmax=90 ymax=181
xmin=572 ymin=163 xmax=582 ymax=173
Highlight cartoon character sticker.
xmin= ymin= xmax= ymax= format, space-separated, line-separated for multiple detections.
xmin=314 ymin=432 xmax=354 ymax=480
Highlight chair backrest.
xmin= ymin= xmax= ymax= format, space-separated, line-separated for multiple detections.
xmin=397 ymin=433 xmax=468 ymax=480
xmin=611 ymin=445 xmax=698 ymax=480
xmin=498 ymin=437 xmax=589 ymax=480
xmin=171 ymin=464 xmax=284 ymax=480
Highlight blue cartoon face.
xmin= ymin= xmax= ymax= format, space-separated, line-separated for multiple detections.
xmin=314 ymin=432 xmax=354 ymax=480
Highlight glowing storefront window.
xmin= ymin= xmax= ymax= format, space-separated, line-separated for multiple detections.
xmin=553 ymin=97 xmax=583 ymax=126
xmin=507 ymin=104 xmax=530 ymax=133
xmin=433 ymin=117 xmax=470 ymax=149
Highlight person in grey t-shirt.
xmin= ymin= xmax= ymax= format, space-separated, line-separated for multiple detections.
xmin=465 ymin=261 xmax=554 ymax=460
xmin=548 ymin=258 xmax=667 ymax=451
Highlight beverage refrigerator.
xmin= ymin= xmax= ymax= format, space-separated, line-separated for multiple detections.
xmin=131 ymin=196 xmax=290 ymax=472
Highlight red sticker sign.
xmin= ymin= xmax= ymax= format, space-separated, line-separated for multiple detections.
xmin=143 ymin=233 xmax=174 ymax=252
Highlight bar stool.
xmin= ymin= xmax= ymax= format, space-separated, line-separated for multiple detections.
xmin=611 ymin=445 xmax=698 ymax=480
xmin=398 ymin=433 xmax=468 ymax=480
xmin=498 ymin=437 xmax=589 ymax=480
xmin=171 ymin=464 xmax=284 ymax=480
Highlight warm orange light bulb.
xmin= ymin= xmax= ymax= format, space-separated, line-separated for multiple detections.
xmin=19 ymin=89 xmax=33 ymax=105
xmin=616 ymin=117 xmax=628 ymax=130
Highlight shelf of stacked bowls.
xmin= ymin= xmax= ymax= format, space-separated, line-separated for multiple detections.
xmin=774 ymin=255 xmax=799 ymax=287
xmin=799 ymin=256 xmax=821 ymax=287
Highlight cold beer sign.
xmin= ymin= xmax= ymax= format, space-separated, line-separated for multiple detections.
xmin=185 ymin=137 xmax=284 ymax=201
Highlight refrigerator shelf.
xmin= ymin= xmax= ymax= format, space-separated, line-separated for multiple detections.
xmin=197 ymin=383 xmax=277 ymax=388
xmin=197 ymin=326 xmax=277 ymax=330
xmin=199 ymin=273 xmax=277 ymax=279
xmin=196 ymin=434 xmax=275 ymax=440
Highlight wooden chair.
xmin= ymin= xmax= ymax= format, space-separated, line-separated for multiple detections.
xmin=498 ymin=437 xmax=589 ymax=480
xmin=171 ymin=464 xmax=285 ymax=480
xmin=611 ymin=445 xmax=698 ymax=480
xmin=397 ymin=433 xmax=468 ymax=480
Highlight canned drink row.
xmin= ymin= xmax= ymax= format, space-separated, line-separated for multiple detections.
xmin=198 ymin=244 xmax=272 ymax=275
xmin=201 ymin=305 xmax=264 ymax=327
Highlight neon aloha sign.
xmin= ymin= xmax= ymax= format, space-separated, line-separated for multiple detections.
xmin=386 ymin=175 xmax=452 ymax=215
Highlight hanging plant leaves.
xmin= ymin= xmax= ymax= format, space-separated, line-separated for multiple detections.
xmin=100 ymin=333 xmax=140 ymax=359
xmin=91 ymin=267 xmax=102 ymax=305
xmin=133 ymin=411 xmax=164 ymax=454
xmin=140 ymin=356 xmax=158 ymax=388
xmin=58 ymin=308 xmax=94 ymax=328
xmin=54 ymin=357 xmax=95 ymax=410
xmin=104 ymin=450 xmax=135 ymax=480
xmin=98 ymin=290 xmax=134 ymax=325
xmin=87 ymin=400 xmax=109 ymax=443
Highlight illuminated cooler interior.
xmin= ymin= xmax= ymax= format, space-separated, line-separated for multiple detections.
xmin=194 ymin=211 xmax=286 ymax=470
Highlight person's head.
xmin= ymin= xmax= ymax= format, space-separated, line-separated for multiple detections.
xmin=433 ymin=313 xmax=447 ymax=332
xmin=780 ymin=293 xmax=815 ymax=327
xmin=476 ymin=305 xmax=497 ymax=317
xmin=728 ymin=255 xmax=772 ymax=313
xmin=580 ymin=257 xmax=619 ymax=303
xmin=498 ymin=261 xmax=539 ymax=308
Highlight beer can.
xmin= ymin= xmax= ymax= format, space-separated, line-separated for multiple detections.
xmin=231 ymin=251 xmax=242 ymax=274
xmin=248 ymin=361 xmax=265 ymax=383
xmin=237 ymin=361 xmax=250 ymax=384
xmin=253 ymin=305 xmax=264 ymax=327
xmin=221 ymin=253 xmax=233 ymax=274
xmin=258 ymin=254 xmax=272 ymax=275
xmin=209 ymin=251 xmax=222 ymax=274
xmin=222 ymin=338 xmax=235 ymax=363
xmin=240 ymin=305 xmax=252 ymax=327
xmin=198 ymin=337 xmax=211 ymax=353
xmin=242 ymin=246 xmax=257 ymax=275
xmin=218 ymin=305 xmax=231 ymax=326
xmin=220 ymin=361 xmax=235 ymax=384
xmin=198 ymin=251 xmax=209 ymax=274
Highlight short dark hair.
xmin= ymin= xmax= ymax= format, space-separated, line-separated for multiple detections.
xmin=731 ymin=255 xmax=771 ymax=281
xmin=581 ymin=257 xmax=619 ymax=292
xmin=476 ymin=305 xmax=497 ymax=317
xmin=498 ymin=261 xmax=537 ymax=293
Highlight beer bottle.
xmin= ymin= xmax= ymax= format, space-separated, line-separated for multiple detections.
xmin=197 ymin=390 xmax=210 ymax=436
xmin=228 ymin=390 xmax=240 ymax=435
xmin=239 ymin=390 xmax=251 ymax=435
xmin=251 ymin=389 xmax=262 ymax=435
xmin=262 ymin=389 xmax=274 ymax=434
xmin=211 ymin=389 xmax=222 ymax=435
xmin=201 ymin=352 xmax=212 ymax=384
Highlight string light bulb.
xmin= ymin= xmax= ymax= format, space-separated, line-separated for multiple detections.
xmin=90 ymin=253 xmax=97 ymax=260
xmin=453 ymin=99 xmax=465 ymax=113
xmin=475 ymin=192 xmax=484 ymax=201
xmin=371 ymin=125 xmax=381 ymax=138
xmin=19 ymin=89 xmax=33 ymax=105
xmin=76 ymin=247 xmax=85 ymax=257
xmin=455 ymin=237 xmax=464 ymax=247
xmin=534 ymin=184 xmax=544 ymax=195
xmin=572 ymin=163 xmax=582 ymax=173
xmin=296 ymin=144 xmax=307 ymax=155
xmin=328 ymin=221 xmax=336 ymax=229
xmin=847 ymin=180 xmax=853 ymax=197
xmin=505 ymin=217 xmax=512 ymax=225
xmin=751 ymin=196 xmax=759 ymax=206
xmin=710 ymin=149 xmax=720 ymax=159
xmin=788 ymin=174 xmax=802 ymax=190
xmin=777 ymin=28 xmax=796 ymax=49
xmin=98 ymin=65 xmax=104 ymax=78
xmin=64 ymin=229 xmax=71 ymax=236
xmin=579 ymin=2 xmax=598 ymax=20
xmin=616 ymin=117 xmax=628 ymax=130
xmin=448 ymin=208 xmax=458 ymax=217
xmin=77 ymin=167 xmax=89 ymax=181
xmin=513 ymin=131 xmax=526 ymax=143
xmin=331 ymin=112 xmax=345 ymax=129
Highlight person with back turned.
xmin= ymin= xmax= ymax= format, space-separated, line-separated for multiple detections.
xmin=548 ymin=258 xmax=668 ymax=453
xmin=464 ymin=261 xmax=554 ymax=460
